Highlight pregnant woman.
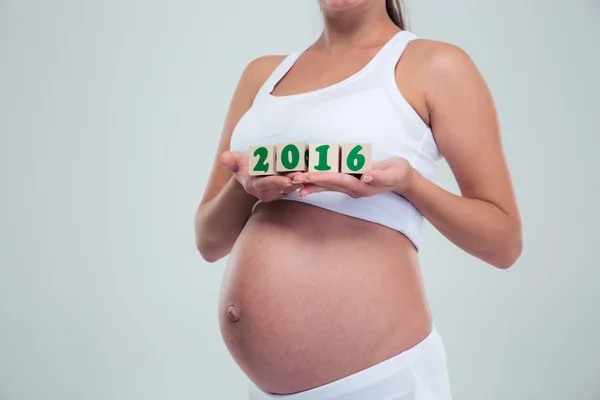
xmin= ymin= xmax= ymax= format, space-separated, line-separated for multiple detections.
xmin=194 ymin=0 xmax=522 ymax=399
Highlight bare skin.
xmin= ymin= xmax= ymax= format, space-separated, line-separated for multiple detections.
xmin=195 ymin=0 xmax=522 ymax=395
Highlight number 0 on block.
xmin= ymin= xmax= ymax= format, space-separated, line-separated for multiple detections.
xmin=276 ymin=143 xmax=308 ymax=172
xmin=341 ymin=143 xmax=372 ymax=174
xmin=249 ymin=145 xmax=276 ymax=176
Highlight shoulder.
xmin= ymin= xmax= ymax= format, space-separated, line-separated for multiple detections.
xmin=404 ymin=38 xmax=476 ymax=70
xmin=392 ymin=37 xmax=479 ymax=126
xmin=403 ymin=38 xmax=483 ymax=88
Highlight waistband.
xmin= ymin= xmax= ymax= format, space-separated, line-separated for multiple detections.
xmin=248 ymin=325 xmax=448 ymax=400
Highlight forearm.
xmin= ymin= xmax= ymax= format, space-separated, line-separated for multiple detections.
xmin=195 ymin=177 xmax=257 ymax=262
xmin=401 ymin=170 xmax=522 ymax=269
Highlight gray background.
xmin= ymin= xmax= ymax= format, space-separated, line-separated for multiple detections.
xmin=1 ymin=0 xmax=599 ymax=399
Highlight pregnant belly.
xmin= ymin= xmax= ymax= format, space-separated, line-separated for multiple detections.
xmin=218 ymin=201 xmax=432 ymax=395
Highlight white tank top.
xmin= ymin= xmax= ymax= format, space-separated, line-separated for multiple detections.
xmin=230 ymin=31 xmax=441 ymax=249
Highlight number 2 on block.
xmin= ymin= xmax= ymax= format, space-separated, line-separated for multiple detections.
xmin=249 ymin=145 xmax=276 ymax=176
xmin=253 ymin=147 xmax=270 ymax=172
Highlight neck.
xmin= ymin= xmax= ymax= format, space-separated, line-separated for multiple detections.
xmin=319 ymin=1 xmax=398 ymax=50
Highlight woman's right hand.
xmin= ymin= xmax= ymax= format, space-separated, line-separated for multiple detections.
xmin=220 ymin=151 xmax=301 ymax=202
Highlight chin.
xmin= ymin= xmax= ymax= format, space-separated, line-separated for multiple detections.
xmin=320 ymin=0 xmax=368 ymax=9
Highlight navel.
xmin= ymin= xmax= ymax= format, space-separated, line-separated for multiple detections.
xmin=227 ymin=305 xmax=240 ymax=322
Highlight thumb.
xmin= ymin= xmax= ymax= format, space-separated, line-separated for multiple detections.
xmin=360 ymin=169 xmax=391 ymax=186
xmin=220 ymin=151 xmax=241 ymax=173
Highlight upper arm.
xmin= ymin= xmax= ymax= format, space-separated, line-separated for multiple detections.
xmin=199 ymin=55 xmax=287 ymax=206
xmin=420 ymin=41 xmax=520 ymax=221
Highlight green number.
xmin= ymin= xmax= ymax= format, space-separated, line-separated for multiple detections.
xmin=346 ymin=145 xmax=366 ymax=172
xmin=314 ymin=145 xmax=331 ymax=171
xmin=252 ymin=147 xmax=269 ymax=173
xmin=281 ymin=144 xmax=300 ymax=170
xmin=304 ymin=148 xmax=309 ymax=167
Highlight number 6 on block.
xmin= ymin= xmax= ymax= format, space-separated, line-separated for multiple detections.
xmin=341 ymin=143 xmax=372 ymax=174
xmin=249 ymin=145 xmax=276 ymax=176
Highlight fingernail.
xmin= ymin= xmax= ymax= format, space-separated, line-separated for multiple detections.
xmin=362 ymin=175 xmax=374 ymax=183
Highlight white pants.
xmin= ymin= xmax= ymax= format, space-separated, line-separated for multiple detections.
xmin=248 ymin=326 xmax=452 ymax=400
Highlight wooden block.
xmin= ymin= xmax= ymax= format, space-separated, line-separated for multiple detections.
xmin=308 ymin=143 xmax=340 ymax=172
xmin=248 ymin=145 xmax=276 ymax=176
xmin=340 ymin=143 xmax=372 ymax=174
xmin=276 ymin=142 xmax=308 ymax=172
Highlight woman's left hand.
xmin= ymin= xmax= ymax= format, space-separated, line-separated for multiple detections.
xmin=289 ymin=157 xmax=414 ymax=199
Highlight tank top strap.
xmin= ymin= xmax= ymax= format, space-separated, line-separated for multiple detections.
xmin=374 ymin=30 xmax=419 ymax=72
xmin=255 ymin=52 xmax=304 ymax=100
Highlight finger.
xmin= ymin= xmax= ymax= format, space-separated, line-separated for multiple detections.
xmin=305 ymin=172 xmax=362 ymax=192
xmin=283 ymin=171 xmax=300 ymax=183
xmin=304 ymin=172 xmax=375 ymax=199
xmin=298 ymin=184 xmax=329 ymax=197
xmin=220 ymin=151 xmax=241 ymax=173
xmin=286 ymin=171 xmax=309 ymax=185
xmin=360 ymin=170 xmax=387 ymax=185
xmin=252 ymin=175 xmax=293 ymax=191
xmin=280 ymin=184 xmax=302 ymax=195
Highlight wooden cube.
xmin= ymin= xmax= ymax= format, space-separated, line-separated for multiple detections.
xmin=341 ymin=143 xmax=372 ymax=174
xmin=248 ymin=145 xmax=276 ymax=176
xmin=308 ymin=143 xmax=340 ymax=172
xmin=276 ymin=142 xmax=308 ymax=172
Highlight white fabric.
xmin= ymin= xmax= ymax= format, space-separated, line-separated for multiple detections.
xmin=247 ymin=325 xmax=452 ymax=400
xmin=229 ymin=31 xmax=441 ymax=249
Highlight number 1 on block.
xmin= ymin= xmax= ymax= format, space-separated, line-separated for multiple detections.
xmin=341 ymin=143 xmax=372 ymax=174
xmin=249 ymin=145 xmax=276 ymax=176
xmin=308 ymin=143 xmax=340 ymax=173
